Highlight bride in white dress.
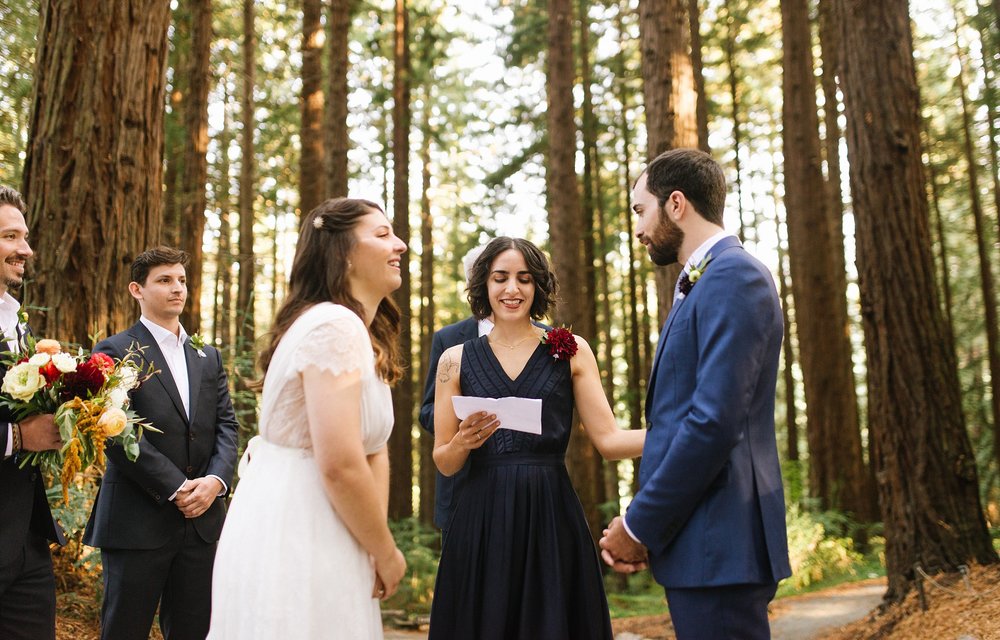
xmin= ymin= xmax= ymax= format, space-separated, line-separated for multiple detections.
xmin=208 ymin=198 xmax=408 ymax=639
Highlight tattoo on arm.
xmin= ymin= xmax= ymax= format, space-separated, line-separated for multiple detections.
xmin=437 ymin=353 xmax=459 ymax=384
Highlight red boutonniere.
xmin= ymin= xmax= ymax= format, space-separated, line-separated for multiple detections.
xmin=541 ymin=327 xmax=578 ymax=360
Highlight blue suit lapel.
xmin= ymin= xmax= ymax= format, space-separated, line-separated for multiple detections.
xmin=645 ymin=294 xmax=688 ymax=419
xmin=130 ymin=323 xmax=189 ymax=425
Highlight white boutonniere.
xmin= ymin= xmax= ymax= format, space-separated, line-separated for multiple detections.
xmin=189 ymin=334 xmax=207 ymax=358
xmin=678 ymin=253 xmax=714 ymax=296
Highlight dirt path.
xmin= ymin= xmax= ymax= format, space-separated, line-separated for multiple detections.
xmin=383 ymin=578 xmax=887 ymax=640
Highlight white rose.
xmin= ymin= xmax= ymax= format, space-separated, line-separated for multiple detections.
xmin=2 ymin=362 xmax=47 ymax=401
xmin=109 ymin=386 xmax=129 ymax=410
xmin=27 ymin=353 xmax=50 ymax=366
xmin=119 ymin=366 xmax=139 ymax=390
xmin=51 ymin=352 xmax=77 ymax=373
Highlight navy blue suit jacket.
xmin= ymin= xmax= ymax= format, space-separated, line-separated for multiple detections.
xmin=626 ymin=236 xmax=791 ymax=588
xmin=419 ymin=317 xmax=479 ymax=529
xmin=84 ymin=321 xmax=239 ymax=549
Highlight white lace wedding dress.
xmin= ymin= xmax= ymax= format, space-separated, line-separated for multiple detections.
xmin=208 ymin=303 xmax=393 ymax=639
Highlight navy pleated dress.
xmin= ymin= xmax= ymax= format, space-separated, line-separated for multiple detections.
xmin=428 ymin=336 xmax=614 ymax=640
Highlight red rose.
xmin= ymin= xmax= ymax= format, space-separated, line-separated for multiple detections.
xmin=541 ymin=327 xmax=578 ymax=361
xmin=39 ymin=361 xmax=61 ymax=384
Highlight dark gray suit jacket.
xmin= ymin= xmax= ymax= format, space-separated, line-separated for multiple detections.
xmin=83 ymin=321 xmax=239 ymax=549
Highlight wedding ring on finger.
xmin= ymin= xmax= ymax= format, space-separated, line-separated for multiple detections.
xmin=476 ymin=431 xmax=481 ymax=440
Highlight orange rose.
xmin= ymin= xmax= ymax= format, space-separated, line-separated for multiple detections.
xmin=35 ymin=339 xmax=61 ymax=355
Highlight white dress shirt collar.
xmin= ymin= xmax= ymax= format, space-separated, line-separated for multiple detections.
xmin=140 ymin=315 xmax=188 ymax=347
xmin=478 ymin=317 xmax=494 ymax=337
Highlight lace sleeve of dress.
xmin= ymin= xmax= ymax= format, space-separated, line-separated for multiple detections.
xmin=290 ymin=314 xmax=373 ymax=377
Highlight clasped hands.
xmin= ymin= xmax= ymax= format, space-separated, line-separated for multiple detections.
xmin=599 ymin=516 xmax=649 ymax=574
xmin=175 ymin=477 xmax=223 ymax=519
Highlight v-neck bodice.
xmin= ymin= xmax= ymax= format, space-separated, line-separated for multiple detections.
xmin=460 ymin=335 xmax=574 ymax=457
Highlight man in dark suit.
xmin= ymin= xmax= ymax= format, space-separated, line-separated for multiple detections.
xmin=600 ymin=149 xmax=790 ymax=639
xmin=84 ymin=246 xmax=239 ymax=640
xmin=0 ymin=186 xmax=65 ymax=640
xmin=419 ymin=315 xmax=480 ymax=530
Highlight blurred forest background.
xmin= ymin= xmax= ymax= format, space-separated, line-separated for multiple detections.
xmin=2 ymin=0 xmax=1000 ymax=628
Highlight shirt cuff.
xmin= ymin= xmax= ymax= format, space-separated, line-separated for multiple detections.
xmin=622 ymin=515 xmax=642 ymax=544
xmin=207 ymin=474 xmax=228 ymax=496
xmin=169 ymin=480 xmax=187 ymax=502
xmin=3 ymin=423 xmax=11 ymax=458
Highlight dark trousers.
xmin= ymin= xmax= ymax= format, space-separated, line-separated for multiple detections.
xmin=100 ymin=521 xmax=217 ymax=640
xmin=0 ymin=532 xmax=56 ymax=640
xmin=666 ymin=582 xmax=778 ymax=640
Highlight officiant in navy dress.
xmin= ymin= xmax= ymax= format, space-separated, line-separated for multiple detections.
xmin=428 ymin=237 xmax=645 ymax=640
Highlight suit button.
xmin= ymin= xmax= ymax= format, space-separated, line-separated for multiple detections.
xmin=186 ymin=466 xmax=194 ymax=474
xmin=188 ymin=432 xmax=196 ymax=441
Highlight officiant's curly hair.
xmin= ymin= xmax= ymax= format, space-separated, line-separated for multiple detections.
xmin=257 ymin=197 xmax=403 ymax=384
xmin=466 ymin=237 xmax=557 ymax=321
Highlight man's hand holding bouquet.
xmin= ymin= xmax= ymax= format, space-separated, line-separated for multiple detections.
xmin=1 ymin=335 xmax=158 ymax=502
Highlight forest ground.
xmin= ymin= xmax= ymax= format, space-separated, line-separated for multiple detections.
xmin=55 ymin=566 xmax=1000 ymax=639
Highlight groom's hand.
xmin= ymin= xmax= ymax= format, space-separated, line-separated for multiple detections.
xmin=599 ymin=516 xmax=648 ymax=574
xmin=175 ymin=476 xmax=223 ymax=518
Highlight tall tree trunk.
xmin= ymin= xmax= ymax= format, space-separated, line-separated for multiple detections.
xmin=775 ymin=231 xmax=799 ymax=464
xmin=953 ymin=19 xmax=1000 ymax=473
xmin=723 ymin=0 xmax=746 ymax=244
xmin=781 ymin=0 xmax=873 ymax=521
xmin=923 ymin=131 xmax=955 ymax=334
xmin=326 ymin=0 xmax=353 ymax=197
xmin=578 ymin=0 xmax=609 ymax=525
xmin=22 ymin=0 xmax=170 ymax=342
xmin=162 ymin=1 xmax=189 ymax=248
xmin=215 ymin=99 xmax=234 ymax=350
xmin=300 ymin=0 xmax=326 ymax=216
xmin=389 ymin=0 xmax=414 ymax=520
xmin=179 ymin=0 xmax=212 ymax=335
xmin=688 ymin=0 xmax=710 ymax=152
xmin=418 ymin=106 xmax=435 ymax=527
xmin=236 ymin=0 xmax=258 ymax=443
xmin=547 ymin=0 xmax=601 ymax=541
xmin=639 ymin=0 xmax=698 ymax=326
xmin=835 ymin=0 xmax=998 ymax=601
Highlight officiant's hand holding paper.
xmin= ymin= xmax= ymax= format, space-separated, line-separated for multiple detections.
xmin=452 ymin=396 xmax=543 ymax=435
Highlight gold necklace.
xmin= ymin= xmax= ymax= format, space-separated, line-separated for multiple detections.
xmin=489 ymin=334 xmax=536 ymax=350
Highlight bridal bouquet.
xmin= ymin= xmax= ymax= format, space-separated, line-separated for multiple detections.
xmin=0 ymin=336 xmax=158 ymax=502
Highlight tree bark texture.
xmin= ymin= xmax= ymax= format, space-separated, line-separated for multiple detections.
xmin=236 ymin=0 xmax=258 ymax=440
xmin=638 ymin=0 xmax=698 ymax=326
xmin=389 ymin=0 xmax=413 ymax=519
xmin=22 ymin=0 xmax=170 ymax=343
xmin=688 ymin=0 xmax=710 ymax=152
xmin=547 ymin=0 xmax=602 ymax=540
xmin=300 ymin=0 xmax=326 ymax=216
xmin=326 ymin=0 xmax=352 ymax=198
xmin=179 ymin=0 xmax=212 ymax=335
xmin=418 ymin=109 xmax=435 ymax=526
xmin=780 ymin=0 xmax=873 ymax=521
xmin=836 ymin=0 xmax=998 ymax=601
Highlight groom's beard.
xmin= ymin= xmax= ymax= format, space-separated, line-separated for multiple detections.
xmin=645 ymin=213 xmax=684 ymax=266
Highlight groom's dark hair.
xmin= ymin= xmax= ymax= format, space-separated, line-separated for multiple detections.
xmin=0 ymin=186 xmax=26 ymax=214
xmin=467 ymin=237 xmax=557 ymax=321
xmin=644 ymin=148 xmax=726 ymax=225
xmin=130 ymin=246 xmax=190 ymax=286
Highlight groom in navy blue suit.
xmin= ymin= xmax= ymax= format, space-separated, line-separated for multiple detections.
xmin=600 ymin=149 xmax=790 ymax=639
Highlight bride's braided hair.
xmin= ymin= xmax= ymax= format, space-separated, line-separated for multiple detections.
xmin=256 ymin=197 xmax=403 ymax=385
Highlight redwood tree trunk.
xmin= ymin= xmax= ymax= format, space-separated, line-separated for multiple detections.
xmin=418 ymin=107 xmax=435 ymax=526
xmin=781 ymin=0 xmax=873 ymax=521
xmin=236 ymin=0 xmax=258 ymax=441
xmin=638 ymin=0 xmax=698 ymax=325
xmin=22 ymin=0 xmax=170 ymax=342
xmin=326 ymin=0 xmax=353 ymax=197
xmin=300 ymin=0 xmax=326 ymax=215
xmin=688 ymin=0 xmax=709 ymax=151
xmin=179 ymin=0 xmax=212 ymax=335
xmin=547 ymin=0 xmax=601 ymax=540
xmin=836 ymin=0 xmax=997 ymax=601
xmin=388 ymin=0 xmax=413 ymax=520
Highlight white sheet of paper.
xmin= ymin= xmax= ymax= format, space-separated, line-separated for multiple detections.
xmin=451 ymin=396 xmax=543 ymax=435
